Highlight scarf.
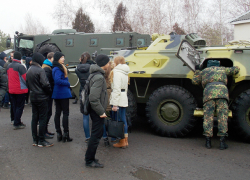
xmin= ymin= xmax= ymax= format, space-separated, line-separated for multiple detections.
xmin=53 ymin=61 xmax=68 ymax=78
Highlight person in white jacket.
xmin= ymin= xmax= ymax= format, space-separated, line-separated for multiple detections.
xmin=109 ymin=56 xmax=130 ymax=148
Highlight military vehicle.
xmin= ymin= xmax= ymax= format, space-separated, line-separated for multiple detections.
xmin=6 ymin=29 xmax=151 ymax=66
xmin=80 ymin=33 xmax=250 ymax=141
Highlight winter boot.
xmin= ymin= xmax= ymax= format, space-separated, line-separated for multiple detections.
xmin=104 ymin=137 xmax=110 ymax=147
xmin=62 ymin=132 xmax=73 ymax=142
xmin=219 ymin=136 xmax=228 ymax=150
xmin=113 ymin=138 xmax=127 ymax=148
xmin=57 ymin=132 xmax=62 ymax=142
xmin=125 ymin=133 xmax=128 ymax=148
xmin=205 ymin=136 xmax=211 ymax=149
xmin=72 ymin=98 xmax=78 ymax=104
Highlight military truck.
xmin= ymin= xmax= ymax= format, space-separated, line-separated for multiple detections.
xmin=6 ymin=29 xmax=151 ymax=66
xmin=84 ymin=33 xmax=250 ymax=141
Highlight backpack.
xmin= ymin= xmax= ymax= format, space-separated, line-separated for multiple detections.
xmin=80 ymin=72 xmax=102 ymax=115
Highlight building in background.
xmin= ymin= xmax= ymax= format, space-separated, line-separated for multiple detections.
xmin=230 ymin=10 xmax=250 ymax=41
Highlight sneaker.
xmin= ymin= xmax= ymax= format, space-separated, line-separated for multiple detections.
xmin=2 ymin=103 xmax=9 ymax=109
xmin=86 ymin=161 xmax=104 ymax=168
xmin=11 ymin=121 xmax=14 ymax=125
xmin=38 ymin=140 xmax=54 ymax=147
xmin=33 ymin=140 xmax=38 ymax=146
xmin=44 ymin=133 xmax=54 ymax=139
xmin=13 ymin=124 xmax=26 ymax=130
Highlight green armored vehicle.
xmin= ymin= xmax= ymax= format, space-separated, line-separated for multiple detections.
xmin=6 ymin=29 xmax=151 ymax=65
xmin=97 ymin=33 xmax=250 ymax=141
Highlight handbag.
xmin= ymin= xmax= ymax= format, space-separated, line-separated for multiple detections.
xmin=105 ymin=110 xmax=125 ymax=139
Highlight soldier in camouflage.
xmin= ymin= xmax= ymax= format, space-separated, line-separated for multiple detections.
xmin=192 ymin=60 xmax=240 ymax=150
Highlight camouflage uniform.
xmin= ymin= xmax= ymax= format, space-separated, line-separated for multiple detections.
xmin=192 ymin=66 xmax=240 ymax=137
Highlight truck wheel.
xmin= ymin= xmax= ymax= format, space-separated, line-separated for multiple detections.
xmin=38 ymin=44 xmax=59 ymax=58
xmin=127 ymin=89 xmax=137 ymax=121
xmin=232 ymin=90 xmax=250 ymax=141
xmin=146 ymin=85 xmax=197 ymax=137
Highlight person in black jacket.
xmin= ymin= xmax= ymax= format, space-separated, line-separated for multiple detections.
xmin=0 ymin=66 xmax=7 ymax=111
xmin=42 ymin=52 xmax=55 ymax=138
xmin=26 ymin=52 xmax=53 ymax=147
xmin=0 ymin=52 xmax=7 ymax=68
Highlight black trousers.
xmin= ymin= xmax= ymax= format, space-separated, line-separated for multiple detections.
xmin=54 ymin=99 xmax=69 ymax=133
xmin=85 ymin=108 xmax=104 ymax=164
xmin=31 ymin=100 xmax=48 ymax=141
xmin=10 ymin=94 xmax=25 ymax=126
xmin=9 ymin=93 xmax=14 ymax=122
xmin=46 ymin=97 xmax=53 ymax=132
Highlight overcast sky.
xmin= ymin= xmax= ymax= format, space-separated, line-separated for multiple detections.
xmin=1 ymin=0 xmax=61 ymax=37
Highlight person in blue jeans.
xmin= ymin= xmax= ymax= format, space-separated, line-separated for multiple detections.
xmin=109 ymin=56 xmax=130 ymax=148
xmin=75 ymin=52 xmax=109 ymax=145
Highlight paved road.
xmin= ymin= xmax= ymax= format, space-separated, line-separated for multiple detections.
xmin=0 ymin=99 xmax=250 ymax=180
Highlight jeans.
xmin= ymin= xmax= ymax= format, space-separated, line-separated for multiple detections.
xmin=85 ymin=108 xmax=104 ymax=164
xmin=10 ymin=94 xmax=26 ymax=126
xmin=83 ymin=114 xmax=108 ymax=139
xmin=54 ymin=99 xmax=69 ymax=133
xmin=3 ymin=92 xmax=9 ymax=104
xmin=31 ymin=100 xmax=48 ymax=141
xmin=112 ymin=106 xmax=128 ymax=134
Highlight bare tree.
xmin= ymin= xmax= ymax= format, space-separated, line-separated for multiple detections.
xmin=19 ymin=13 xmax=50 ymax=35
xmin=230 ymin=0 xmax=250 ymax=16
xmin=173 ymin=23 xmax=186 ymax=35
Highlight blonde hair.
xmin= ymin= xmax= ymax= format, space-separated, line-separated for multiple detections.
xmin=109 ymin=56 xmax=130 ymax=84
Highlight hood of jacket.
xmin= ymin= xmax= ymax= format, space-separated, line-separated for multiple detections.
xmin=89 ymin=64 xmax=105 ymax=75
xmin=76 ymin=63 xmax=91 ymax=73
xmin=43 ymin=59 xmax=53 ymax=67
xmin=113 ymin=64 xmax=130 ymax=75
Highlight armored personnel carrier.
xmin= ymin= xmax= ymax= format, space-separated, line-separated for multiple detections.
xmin=6 ymin=29 xmax=151 ymax=66
xmin=98 ymin=33 xmax=250 ymax=141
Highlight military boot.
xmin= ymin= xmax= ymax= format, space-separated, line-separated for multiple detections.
xmin=219 ymin=136 xmax=228 ymax=150
xmin=205 ymin=136 xmax=211 ymax=149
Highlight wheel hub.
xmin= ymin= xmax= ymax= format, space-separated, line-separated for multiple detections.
xmin=160 ymin=102 xmax=180 ymax=122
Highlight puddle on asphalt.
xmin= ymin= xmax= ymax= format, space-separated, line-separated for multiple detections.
xmin=132 ymin=167 xmax=166 ymax=180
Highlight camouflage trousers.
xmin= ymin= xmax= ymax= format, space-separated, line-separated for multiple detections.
xmin=203 ymin=99 xmax=228 ymax=137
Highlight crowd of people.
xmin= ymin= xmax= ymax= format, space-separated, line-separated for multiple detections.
xmin=0 ymin=50 xmax=130 ymax=168
xmin=0 ymin=49 xmax=241 ymax=168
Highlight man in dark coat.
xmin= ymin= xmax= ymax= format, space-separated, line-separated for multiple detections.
xmin=192 ymin=60 xmax=240 ymax=150
xmin=26 ymin=52 xmax=53 ymax=147
xmin=85 ymin=54 xmax=109 ymax=168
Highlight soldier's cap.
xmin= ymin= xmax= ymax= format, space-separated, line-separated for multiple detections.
xmin=207 ymin=60 xmax=220 ymax=67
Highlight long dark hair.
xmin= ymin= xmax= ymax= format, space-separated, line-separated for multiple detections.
xmin=80 ymin=52 xmax=90 ymax=64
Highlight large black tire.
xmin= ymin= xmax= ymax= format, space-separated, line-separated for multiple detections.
xmin=38 ymin=44 xmax=60 ymax=58
xmin=146 ymin=85 xmax=197 ymax=137
xmin=127 ymin=89 xmax=137 ymax=121
xmin=232 ymin=90 xmax=250 ymax=141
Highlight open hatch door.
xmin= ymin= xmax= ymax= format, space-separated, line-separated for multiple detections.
xmin=176 ymin=40 xmax=200 ymax=72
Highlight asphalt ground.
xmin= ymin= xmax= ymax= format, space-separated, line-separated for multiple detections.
xmin=0 ymin=99 xmax=250 ymax=180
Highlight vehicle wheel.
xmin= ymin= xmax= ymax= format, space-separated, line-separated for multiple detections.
xmin=127 ymin=89 xmax=137 ymax=121
xmin=232 ymin=90 xmax=250 ymax=141
xmin=146 ymin=85 xmax=197 ymax=137
xmin=38 ymin=44 xmax=59 ymax=58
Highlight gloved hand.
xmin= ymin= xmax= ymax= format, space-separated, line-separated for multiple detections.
xmin=195 ymin=64 xmax=200 ymax=71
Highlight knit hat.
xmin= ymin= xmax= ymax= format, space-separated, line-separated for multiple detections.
xmin=0 ymin=52 xmax=7 ymax=59
xmin=54 ymin=52 xmax=64 ymax=62
xmin=95 ymin=54 xmax=109 ymax=67
xmin=22 ymin=56 xmax=26 ymax=60
xmin=207 ymin=60 xmax=220 ymax=67
xmin=32 ymin=52 xmax=45 ymax=66
xmin=14 ymin=52 xmax=22 ymax=60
